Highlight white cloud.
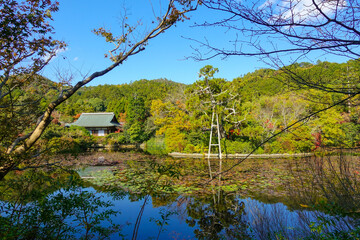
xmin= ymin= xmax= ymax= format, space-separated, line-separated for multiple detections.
xmin=43 ymin=47 xmax=68 ymax=62
xmin=261 ymin=0 xmax=347 ymax=25
xmin=259 ymin=0 xmax=278 ymax=10
xmin=73 ymin=57 xmax=79 ymax=61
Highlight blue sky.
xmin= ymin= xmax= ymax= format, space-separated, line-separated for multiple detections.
xmin=42 ymin=0 xmax=348 ymax=86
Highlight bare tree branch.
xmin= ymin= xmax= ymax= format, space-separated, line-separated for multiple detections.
xmin=194 ymin=0 xmax=360 ymax=59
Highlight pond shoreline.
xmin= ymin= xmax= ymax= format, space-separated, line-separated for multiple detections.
xmin=55 ymin=152 xmax=160 ymax=167
xmin=169 ymin=152 xmax=314 ymax=159
xmin=54 ymin=150 xmax=357 ymax=168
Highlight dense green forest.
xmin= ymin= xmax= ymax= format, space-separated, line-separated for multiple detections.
xmin=42 ymin=60 xmax=360 ymax=155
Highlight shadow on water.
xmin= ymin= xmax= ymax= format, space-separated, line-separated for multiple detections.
xmin=0 ymin=152 xmax=360 ymax=239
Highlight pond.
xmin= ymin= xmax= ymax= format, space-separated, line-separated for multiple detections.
xmin=1 ymin=153 xmax=359 ymax=239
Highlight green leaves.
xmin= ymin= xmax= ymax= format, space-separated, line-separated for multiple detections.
xmin=125 ymin=95 xmax=147 ymax=143
xmin=0 ymin=186 xmax=122 ymax=239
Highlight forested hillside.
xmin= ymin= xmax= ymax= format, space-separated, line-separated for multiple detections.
xmin=55 ymin=79 xmax=185 ymax=120
xmin=45 ymin=60 xmax=360 ymax=154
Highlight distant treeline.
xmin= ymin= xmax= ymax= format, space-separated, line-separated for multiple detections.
xmin=42 ymin=60 xmax=360 ymax=154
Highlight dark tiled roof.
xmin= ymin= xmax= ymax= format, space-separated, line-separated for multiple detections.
xmin=70 ymin=113 xmax=120 ymax=127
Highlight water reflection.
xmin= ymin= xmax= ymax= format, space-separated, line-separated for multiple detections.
xmin=243 ymin=198 xmax=358 ymax=240
xmin=0 ymin=168 xmax=123 ymax=239
xmin=0 ymin=154 xmax=359 ymax=239
xmin=185 ymin=189 xmax=249 ymax=239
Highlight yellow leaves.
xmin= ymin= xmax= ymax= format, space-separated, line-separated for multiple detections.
xmin=300 ymin=204 xmax=309 ymax=208
xmin=45 ymin=9 xmax=52 ymax=18
xmin=150 ymin=99 xmax=165 ymax=117
xmin=92 ymin=27 xmax=115 ymax=43
xmin=150 ymin=99 xmax=191 ymax=136
xmin=164 ymin=127 xmax=187 ymax=152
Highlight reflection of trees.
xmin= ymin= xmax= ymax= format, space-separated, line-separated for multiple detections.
xmin=245 ymin=200 xmax=317 ymax=240
xmin=185 ymin=189 xmax=250 ymax=239
xmin=286 ymin=153 xmax=360 ymax=237
xmin=0 ymin=167 xmax=121 ymax=239
xmin=245 ymin=193 xmax=359 ymax=239
xmin=289 ymin=153 xmax=360 ymax=212
xmin=0 ymin=167 xmax=78 ymax=203
xmin=115 ymin=160 xmax=182 ymax=203
xmin=151 ymin=193 xmax=179 ymax=208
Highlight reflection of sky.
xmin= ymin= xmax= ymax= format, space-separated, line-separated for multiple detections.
xmin=98 ymin=191 xmax=195 ymax=239
xmin=82 ymin=189 xmax=355 ymax=239
xmin=1 ymin=185 xmax=355 ymax=239
xmin=241 ymin=197 xmax=355 ymax=239
xmin=242 ymin=197 xmax=315 ymax=239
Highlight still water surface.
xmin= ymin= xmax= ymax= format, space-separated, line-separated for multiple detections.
xmin=1 ymin=155 xmax=359 ymax=239
xmin=74 ymin=156 xmax=359 ymax=239
xmin=81 ymin=187 xmax=344 ymax=239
